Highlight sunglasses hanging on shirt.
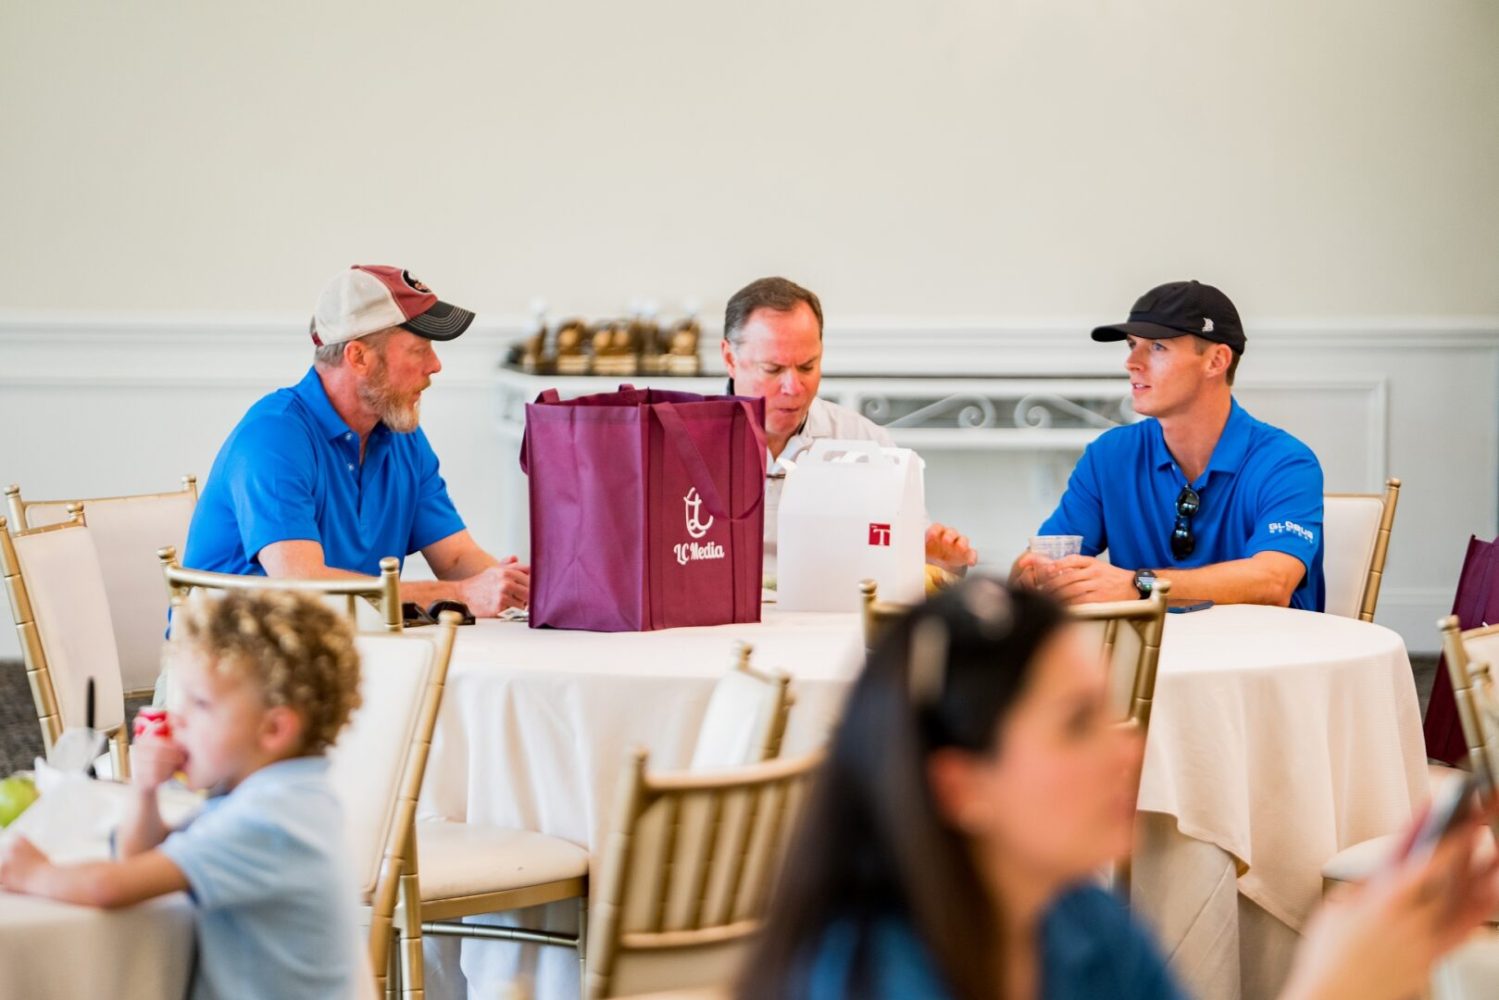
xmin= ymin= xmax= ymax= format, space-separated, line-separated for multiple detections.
xmin=1172 ymin=485 xmax=1201 ymax=561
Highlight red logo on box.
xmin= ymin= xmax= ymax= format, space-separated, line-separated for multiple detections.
xmin=868 ymin=523 xmax=892 ymax=546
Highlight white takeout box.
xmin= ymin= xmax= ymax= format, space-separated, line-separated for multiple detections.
xmin=776 ymin=439 xmax=926 ymax=612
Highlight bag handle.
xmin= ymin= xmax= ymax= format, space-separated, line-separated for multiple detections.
xmin=519 ymin=389 xmax=563 ymax=474
xmin=655 ymin=402 xmax=765 ymax=522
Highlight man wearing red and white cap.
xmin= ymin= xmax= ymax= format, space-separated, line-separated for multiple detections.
xmin=182 ymin=265 xmax=529 ymax=614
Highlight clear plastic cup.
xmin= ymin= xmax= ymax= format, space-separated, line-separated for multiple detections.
xmin=1028 ymin=535 xmax=1083 ymax=584
xmin=1029 ymin=535 xmax=1083 ymax=561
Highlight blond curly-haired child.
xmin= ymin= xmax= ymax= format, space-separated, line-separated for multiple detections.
xmin=0 ymin=590 xmax=365 ymax=1000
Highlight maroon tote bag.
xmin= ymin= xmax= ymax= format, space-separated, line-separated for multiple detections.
xmin=521 ymin=385 xmax=767 ymax=632
xmin=1424 ymin=536 xmax=1499 ymax=764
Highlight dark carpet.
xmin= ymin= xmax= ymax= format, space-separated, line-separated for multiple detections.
xmin=1 ymin=660 xmax=152 ymax=775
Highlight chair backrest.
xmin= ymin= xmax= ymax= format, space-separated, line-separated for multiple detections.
xmin=859 ymin=578 xmax=910 ymax=653
xmin=156 ymin=545 xmax=403 ymax=632
xmin=325 ymin=616 xmax=458 ymax=984
xmin=689 ymin=641 xmax=794 ymax=770
xmin=6 ymin=476 xmax=197 ymax=532
xmin=1441 ymin=615 xmax=1499 ymax=789
xmin=587 ymin=748 xmax=825 ymax=1000
xmin=7 ymin=479 xmax=198 ymax=698
xmin=1068 ymin=580 xmax=1170 ymax=734
xmin=1068 ymin=582 xmax=1169 ymax=896
xmin=0 ymin=510 xmax=127 ymax=759
xmin=1323 ymin=478 xmax=1401 ymax=622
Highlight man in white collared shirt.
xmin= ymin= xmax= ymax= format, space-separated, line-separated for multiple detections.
xmin=721 ymin=276 xmax=977 ymax=575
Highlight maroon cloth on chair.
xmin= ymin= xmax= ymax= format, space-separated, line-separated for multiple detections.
xmin=522 ymin=385 xmax=766 ymax=632
xmin=1424 ymin=536 xmax=1499 ymax=764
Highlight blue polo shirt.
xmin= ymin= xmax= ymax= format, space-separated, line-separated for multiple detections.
xmin=182 ymin=367 xmax=465 ymax=576
xmin=1038 ymin=399 xmax=1325 ymax=611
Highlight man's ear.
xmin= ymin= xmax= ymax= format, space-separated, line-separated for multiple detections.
xmin=720 ymin=338 xmax=737 ymax=383
xmin=1206 ymin=343 xmax=1233 ymax=380
xmin=344 ymin=339 xmax=372 ymax=375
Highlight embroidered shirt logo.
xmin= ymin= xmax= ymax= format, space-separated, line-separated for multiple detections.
xmin=1267 ymin=520 xmax=1315 ymax=544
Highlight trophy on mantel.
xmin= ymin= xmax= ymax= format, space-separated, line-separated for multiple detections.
xmin=662 ymin=314 xmax=702 ymax=375
xmin=554 ymin=318 xmax=593 ymax=375
xmin=505 ymin=297 xmax=704 ymax=377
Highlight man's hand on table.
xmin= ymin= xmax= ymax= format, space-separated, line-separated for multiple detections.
xmin=1037 ymin=555 xmax=1138 ymax=605
xmin=459 ymin=556 xmax=530 ymax=615
xmin=925 ymin=523 xmax=977 ymax=572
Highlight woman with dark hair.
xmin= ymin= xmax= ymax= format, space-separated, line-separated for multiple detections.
xmin=740 ymin=578 xmax=1499 ymax=1000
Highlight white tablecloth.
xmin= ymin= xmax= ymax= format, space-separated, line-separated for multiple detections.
xmin=0 ymin=779 xmax=201 ymax=1000
xmin=1132 ymin=605 xmax=1429 ymax=1000
xmin=422 ymin=610 xmax=864 ymax=849
xmin=0 ymin=891 xmax=194 ymax=999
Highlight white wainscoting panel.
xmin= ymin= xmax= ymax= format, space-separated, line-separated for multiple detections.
xmin=2 ymin=315 xmax=1496 ymax=655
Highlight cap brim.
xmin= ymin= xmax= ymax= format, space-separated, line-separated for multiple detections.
xmin=1090 ymin=321 xmax=1193 ymax=343
xmin=402 ymin=300 xmax=475 ymax=341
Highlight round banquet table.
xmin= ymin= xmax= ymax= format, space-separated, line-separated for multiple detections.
xmin=0 ymin=778 xmax=201 ymax=1000
xmin=0 ymin=892 xmax=194 ymax=999
xmin=418 ymin=604 xmax=1427 ymax=1000
xmin=1131 ymin=604 xmax=1428 ymax=1000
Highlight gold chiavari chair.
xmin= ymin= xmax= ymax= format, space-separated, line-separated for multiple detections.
xmin=688 ymin=641 xmax=794 ymax=770
xmin=415 ymin=640 xmax=797 ymax=996
xmin=585 ymin=748 xmax=825 ymax=1000
xmin=6 ymin=477 xmax=198 ymax=699
xmin=1068 ymin=581 xmax=1170 ymax=734
xmin=5 ymin=476 xmax=197 ymax=530
xmin=1323 ymin=478 xmax=1402 ymax=623
xmin=1068 ymin=581 xmax=1170 ymax=894
xmin=156 ymin=545 xmax=402 ymax=632
xmin=336 ymin=614 xmax=460 ymax=999
xmin=859 ymin=578 xmax=910 ymax=654
xmin=1321 ymin=615 xmax=1495 ymax=891
xmin=0 ymin=506 xmax=131 ymax=777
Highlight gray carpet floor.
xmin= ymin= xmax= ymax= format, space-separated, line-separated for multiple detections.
xmin=0 ymin=655 xmax=1446 ymax=777
xmin=1 ymin=660 xmax=151 ymax=774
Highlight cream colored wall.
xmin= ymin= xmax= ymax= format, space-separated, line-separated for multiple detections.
xmin=2 ymin=2 xmax=1498 ymax=662
xmin=2 ymin=0 xmax=1496 ymax=320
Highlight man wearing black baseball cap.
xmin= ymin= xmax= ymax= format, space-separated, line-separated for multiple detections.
xmin=1012 ymin=280 xmax=1325 ymax=611
xmin=182 ymin=265 xmax=530 ymax=615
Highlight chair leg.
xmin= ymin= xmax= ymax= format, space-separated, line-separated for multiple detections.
xmin=397 ymin=850 xmax=425 ymax=999
xmin=387 ymin=924 xmax=402 ymax=999
xmin=111 ymin=728 xmax=131 ymax=780
xmin=576 ymin=896 xmax=588 ymax=1000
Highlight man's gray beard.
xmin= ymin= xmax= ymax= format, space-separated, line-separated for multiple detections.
xmin=380 ymin=397 xmax=421 ymax=433
xmin=359 ymin=370 xmax=421 ymax=434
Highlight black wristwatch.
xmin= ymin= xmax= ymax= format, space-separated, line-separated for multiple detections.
xmin=1134 ymin=569 xmax=1157 ymax=599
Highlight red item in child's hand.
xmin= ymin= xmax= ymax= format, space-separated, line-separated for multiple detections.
xmin=133 ymin=708 xmax=172 ymax=741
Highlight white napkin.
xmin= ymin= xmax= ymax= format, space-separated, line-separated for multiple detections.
xmin=2 ymin=760 xmax=205 ymax=865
